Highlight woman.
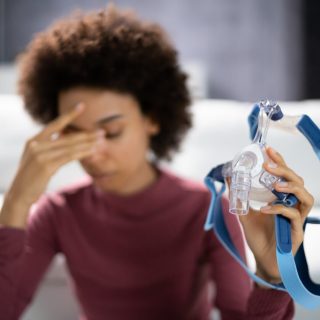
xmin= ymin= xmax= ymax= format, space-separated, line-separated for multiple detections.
xmin=0 ymin=5 xmax=314 ymax=320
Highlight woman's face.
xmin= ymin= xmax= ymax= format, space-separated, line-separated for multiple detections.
xmin=58 ymin=87 xmax=159 ymax=195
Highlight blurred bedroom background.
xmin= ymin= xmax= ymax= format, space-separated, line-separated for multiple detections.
xmin=2 ymin=0 xmax=320 ymax=100
xmin=0 ymin=1 xmax=320 ymax=319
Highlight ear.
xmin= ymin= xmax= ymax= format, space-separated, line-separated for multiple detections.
xmin=144 ymin=117 xmax=160 ymax=136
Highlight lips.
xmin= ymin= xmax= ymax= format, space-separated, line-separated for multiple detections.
xmin=90 ymin=172 xmax=114 ymax=178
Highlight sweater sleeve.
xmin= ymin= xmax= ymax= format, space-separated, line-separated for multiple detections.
xmin=0 ymin=195 xmax=59 ymax=320
xmin=206 ymin=196 xmax=294 ymax=320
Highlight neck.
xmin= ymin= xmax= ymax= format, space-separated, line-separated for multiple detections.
xmin=126 ymin=162 xmax=159 ymax=195
xmin=100 ymin=161 xmax=159 ymax=196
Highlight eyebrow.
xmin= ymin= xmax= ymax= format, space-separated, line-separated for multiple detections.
xmin=66 ymin=114 xmax=124 ymax=131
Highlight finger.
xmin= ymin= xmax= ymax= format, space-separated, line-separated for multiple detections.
xmin=264 ymin=147 xmax=294 ymax=181
xmin=53 ymin=145 xmax=98 ymax=167
xmin=263 ymin=161 xmax=304 ymax=186
xmin=265 ymin=147 xmax=304 ymax=185
xmin=266 ymin=147 xmax=287 ymax=167
xmin=260 ymin=204 xmax=305 ymax=254
xmin=30 ymin=129 xmax=105 ymax=153
xmin=34 ymin=142 xmax=97 ymax=173
xmin=40 ymin=140 xmax=98 ymax=162
xmin=274 ymin=181 xmax=314 ymax=219
xmin=260 ymin=204 xmax=303 ymax=232
xmin=35 ymin=103 xmax=85 ymax=141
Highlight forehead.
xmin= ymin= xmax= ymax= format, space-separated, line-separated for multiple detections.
xmin=58 ymin=87 xmax=141 ymax=129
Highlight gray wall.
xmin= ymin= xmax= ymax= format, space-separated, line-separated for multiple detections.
xmin=0 ymin=0 xmax=303 ymax=100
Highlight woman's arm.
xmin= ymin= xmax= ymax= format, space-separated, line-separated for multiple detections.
xmin=0 ymin=195 xmax=59 ymax=320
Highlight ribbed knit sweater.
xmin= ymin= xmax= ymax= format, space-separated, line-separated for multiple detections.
xmin=0 ymin=168 xmax=294 ymax=320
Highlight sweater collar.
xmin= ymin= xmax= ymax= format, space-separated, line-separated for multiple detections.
xmin=91 ymin=166 xmax=171 ymax=215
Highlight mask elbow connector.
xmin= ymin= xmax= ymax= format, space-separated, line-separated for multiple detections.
xmin=229 ymin=167 xmax=251 ymax=215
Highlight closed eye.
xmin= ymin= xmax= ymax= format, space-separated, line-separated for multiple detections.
xmin=105 ymin=131 xmax=122 ymax=139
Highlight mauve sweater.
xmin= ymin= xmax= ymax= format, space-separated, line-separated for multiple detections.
xmin=0 ymin=168 xmax=294 ymax=320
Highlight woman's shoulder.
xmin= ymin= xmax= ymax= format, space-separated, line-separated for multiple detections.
xmin=159 ymin=167 xmax=211 ymax=203
xmin=34 ymin=176 xmax=94 ymax=212
xmin=161 ymin=167 xmax=208 ymax=190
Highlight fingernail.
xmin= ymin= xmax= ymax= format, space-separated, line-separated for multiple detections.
xmin=261 ymin=205 xmax=272 ymax=212
xmin=277 ymin=181 xmax=288 ymax=187
xmin=268 ymin=162 xmax=278 ymax=169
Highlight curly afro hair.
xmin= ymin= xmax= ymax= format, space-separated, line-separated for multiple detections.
xmin=18 ymin=5 xmax=192 ymax=161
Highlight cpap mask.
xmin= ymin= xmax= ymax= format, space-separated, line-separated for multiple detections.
xmin=220 ymin=100 xmax=298 ymax=215
xmin=204 ymin=100 xmax=320 ymax=309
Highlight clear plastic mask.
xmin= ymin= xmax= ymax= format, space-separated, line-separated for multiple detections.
xmin=228 ymin=100 xmax=283 ymax=215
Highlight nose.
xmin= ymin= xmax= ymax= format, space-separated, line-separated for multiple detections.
xmin=83 ymin=139 xmax=109 ymax=163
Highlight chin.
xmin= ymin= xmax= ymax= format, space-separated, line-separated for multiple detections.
xmin=92 ymin=174 xmax=120 ymax=191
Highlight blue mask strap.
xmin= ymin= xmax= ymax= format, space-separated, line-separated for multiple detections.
xmin=297 ymin=115 xmax=320 ymax=160
xmin=275 ymin=214 xmax=320 ymax=309
xmin=248 ymin=104 xmax=260 ymax=140
xmin=205 ymin=169 xmax=320 ymax=308
xmin=248 ymin=107 xmax=320 ymax=160
xmin=204 ymin=172 xmax=286 ymax=290
xmin=205 ymin=105 xmax=320 ymax=309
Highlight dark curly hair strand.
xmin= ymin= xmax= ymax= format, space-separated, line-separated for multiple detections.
xmin=18 ymin=5 xmax=192 ymax=160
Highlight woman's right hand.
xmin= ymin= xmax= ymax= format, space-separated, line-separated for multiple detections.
xmin=0 ymin=103 xmax=104 ymax=226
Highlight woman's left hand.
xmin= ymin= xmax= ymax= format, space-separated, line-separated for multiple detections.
xmin=238 ymin=146 xmax=314 ymax=284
